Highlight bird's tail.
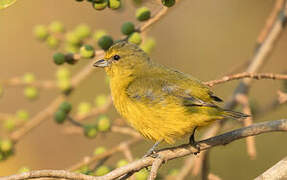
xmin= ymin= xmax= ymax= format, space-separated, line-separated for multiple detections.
xmin=222 ymin=109 xmax=250 ymax=120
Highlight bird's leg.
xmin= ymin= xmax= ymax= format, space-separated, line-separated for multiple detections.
xmin=189 ymin=126 xmax=200 ymax=155
xmin=143 ymin=141 xmax=162 ymax=158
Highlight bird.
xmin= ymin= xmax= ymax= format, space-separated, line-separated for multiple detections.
xmin=94 ymin=41 xmax=248 ymax=156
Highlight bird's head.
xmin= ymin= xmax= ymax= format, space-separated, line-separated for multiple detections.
xmin=94 ymin=41 xmax=150 ymax=78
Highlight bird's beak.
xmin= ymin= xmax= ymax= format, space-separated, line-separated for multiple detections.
xmin=94 ymin=59 xmax=109 ymax=68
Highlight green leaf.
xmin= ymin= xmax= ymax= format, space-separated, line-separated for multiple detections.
xmin=0 ymin=0 xmax=17 ymax=10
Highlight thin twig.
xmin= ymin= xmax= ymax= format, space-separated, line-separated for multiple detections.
xmin=236 ymin=94 xmax=257 ymax=159
xmin=148 ymin=157 xmax=164 ymax=180
xmin=204 ymin=72 xmax=287 ymax=87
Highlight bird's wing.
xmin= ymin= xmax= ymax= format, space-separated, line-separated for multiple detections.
xmin=126 ymin=75 xmax=219 ymax=107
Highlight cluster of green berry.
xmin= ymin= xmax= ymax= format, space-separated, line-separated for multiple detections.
xmin=75 ymin=146 xmax=149 ymax=178
xmin=2 ymin=110 xmax=29 ymax=132
xmin=34 ymin=21 xmax=64 ymax=49
xmin=0 ymin=139 xmax=14 ymax=162
xmin=54 ymin=94 xmax=111 ymax=138
xmin=75 ymin=0 xmax=121 ymax=11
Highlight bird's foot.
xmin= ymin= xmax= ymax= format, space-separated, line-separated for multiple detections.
xmin=189 ymin=134 xmax=200 ymax=155
xmin=143 ymin=149 xmax=159 ymax=158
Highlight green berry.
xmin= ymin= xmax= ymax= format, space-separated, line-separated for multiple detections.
xmin=95 ymin=165 xmax=110 ymax=176
xmin=59 ymin=101 xmax=72 ymax=113
xmin=121 ymin=22 xmax=135 ymax=35
xmin=24 ymin=87 xmax=38 ymax=100
xmin=93 ymin=30 xmax=107 ymax=41
xmin=135 ymin=169 xmax=148 ymax=180
xmin=98 ymin=35 xmax=113 ymax=50
xmin=0 ymin=139 xmax=13 ymax=153
xmin=57 ymin=79 xmax=71 ymax=92
xmin=84 ymin=125 xmax=97 ymax=138
xmin=140 ymin=38 xmax=156 ymax=54
xmin=46 ymin=36 xmax=60 ymax=49
xmin=75 ymin=24 xmax=91 ymax=39
xmin=108 ymin=0 xmax=121 ymax=10
xmin=80 ymin=45 xmax=95 ymax=59
xmin=128 ymin=32 xmax=142 ymax=45
xmin=49 ymin=21 xmax=64 ymax=33
xmin=54 ymin=110 xmax=67 ymax=124
xmin=94 ymin=94 xmax=107 ymax=107
xmin=93 ymin=0 xmax=108 ymax=10
xmin=53 ymin=52 xmax=66 ymax=65
xmin=77 ymin=102 xmax=92 ymax=116
xmin=97 ymin=115 xmax=111 ymax=132
xmin=3 ymin=118 xmax=15 ymax=131
xmin=16 ymin=110 xmax=29 ymax=121
xmin=56 ymin=67 xmax=70 ymax=80
xmin=22 ymin=73 xmax=35 ymax=84
xmin=34 ymin=25 xmax=49 ymax=40
xmin=65 ymin=31 xmax=81 ymax=45
xmin=93 ymin=146 xmax=106 ymax=155
xmin=64 ymin=43 xmax=80 ymax=53
xmin=117 ymin=159 xmax=128 ymax=168
xmin=136 ymin=7 xmax=151 ymax=21
xmin=162 ymin=0 xmax=175 ymax=7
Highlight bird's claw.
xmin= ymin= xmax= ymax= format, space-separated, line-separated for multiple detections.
xmin=190 ymin=141 xmax=200 ymax=155
xmin=143 ymin=150 xmax=158 ymax=158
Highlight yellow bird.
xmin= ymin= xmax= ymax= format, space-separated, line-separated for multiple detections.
xmin=94 ymin=41 xmax=248 ymax=156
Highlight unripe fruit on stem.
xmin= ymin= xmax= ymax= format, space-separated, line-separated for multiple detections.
xmin=34 ymin=25 xmax=49 ymax=40
xmin=59 ymin=101 xmax=72 ymax=113
xmin=54 ymin=110 xmax=67 ymax=124
xmin=22 ymin=73 xmax=35 ymax=84
xmin=97 ymin=115 xmax=111 ymax=132
xmin=53 ymin=52 xmax=66 ymax=65
xmin=84 ymin=125 xmax=97 ymax=138
xmin=16 ymin=110 xmax=29 ymax=121
xmin=0 ymin=139 xmax=13 ymax=153
xmin=93 ymin=147 xmax=106 ymax=155
xmin=24 ymin=87 xmax=38 ymax=100
xmin=136 ymin=7 xmax=151 ymax=21
xmin=121 ymin=22 xmax=135 ymax=35
xmin=93 ymin=0 xmax=108 ymax=10
xmin=80 ymin=45 xmax=95 ymax=59
xmin=108 ymin=0 xmax=121 ymax=10
xmin=75 ymin=24 xmax=91 ymax=39
xmin=46 ymin=36 xmax=60 ymax=49
xmin=77 ymin=102 xmax=92 ymax=116
xmin=98 ymin=35 xmax=113 ymax=50
xmin=49 ymin=21 xmax=64 ymax=33
xmin=94 ymin=94 xmax=108 ymax=107
xmin=128 ymin=32 xmax=142 ymax=45
xmin=162 ymin=0 xmax=175 ymax=7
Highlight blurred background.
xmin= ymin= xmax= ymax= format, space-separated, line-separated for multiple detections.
xmin=0 ymin=0 xmax=287 ymax=179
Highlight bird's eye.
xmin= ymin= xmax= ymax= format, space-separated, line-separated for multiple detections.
xmin=113 ymin=55 xmax=120 ymax=61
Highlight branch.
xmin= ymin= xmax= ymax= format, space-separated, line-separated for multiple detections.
xmin=0 ymin=170 xmax=95 ymax=180
xmin=204 ymin=72 xmax=287 ymax=87
xmin=2 ymin=119 xmax=286 ymax=180
xmin=255 ymin=156 xmax=287 ymax=180
xmin=99 ymin=119 xmax=287 ymax=180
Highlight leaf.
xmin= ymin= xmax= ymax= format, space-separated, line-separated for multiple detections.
xmin=0 ymin=0 xmax=17 ymax=10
